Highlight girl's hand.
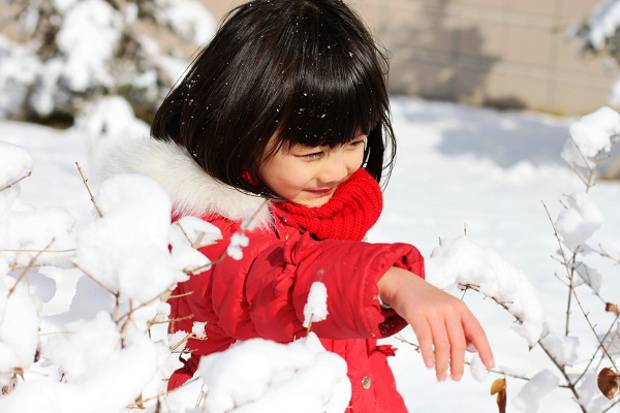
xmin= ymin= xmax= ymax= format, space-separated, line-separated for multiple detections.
xmin=377 ymin=267 xmax=495 ymax=382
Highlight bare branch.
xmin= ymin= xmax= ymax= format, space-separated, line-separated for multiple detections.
xmin=0 ymin=247 xmax=76 ymax=253
xmin=0 ymin=171 xmax=32 ymax=193
xmin=8 ymin=237 xmax=55 ymax=297
xmin=571 ymin=287 xmax=620 ymax=374
xmin=240 ymin=199 xmax=270 ymax=231
xmin=395 ymin=335 xmax=575 ymax=388
xmin=73 ymin=263 xmax=117 ymax=295
xmin=574 ymin=312 xmax=620 ymax=386
xmin=75 ymin=161 xmax=103 ymax=218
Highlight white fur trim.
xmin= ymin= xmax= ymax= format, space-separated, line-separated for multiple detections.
xmin=93 ymin=136 xmax=273 ymax=229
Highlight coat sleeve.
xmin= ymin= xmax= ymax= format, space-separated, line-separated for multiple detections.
xmin=209 ymin=225 xmax=425 ymax=342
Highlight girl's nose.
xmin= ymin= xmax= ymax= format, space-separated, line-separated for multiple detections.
xmin=317 ymin=151 xmax=349 ymax=186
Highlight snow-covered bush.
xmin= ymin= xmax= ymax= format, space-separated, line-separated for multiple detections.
xmin=0 ymin=130 xmax=350 ymax=411
xmin=0 ymin=0 xmax=215 ymax=124
xmin=398 ymin=106 xmax=620 ymax=412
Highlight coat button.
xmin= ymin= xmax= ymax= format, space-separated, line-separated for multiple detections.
xmin=361 ymin=376 xmax=372 ymax=390
xmin=284 ymin=234 xmax=289 ymax=240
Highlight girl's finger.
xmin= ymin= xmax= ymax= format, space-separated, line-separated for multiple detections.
xmin=428 ymin=314 xmax=450 ymax=381
xmin=445 ymin=314 xmax=466 ymax=381
xmin=462 ymin=310 xmax=495 ymax=369
xmin=409 ymin=315 xmax=434 ymax=369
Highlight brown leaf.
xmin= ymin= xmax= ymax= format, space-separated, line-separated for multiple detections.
xmin=134 ymin=394 xmax=145 ymax=409
xmin=605 ymin=303 xmax=619 ymax=316
xmin=597 ymin=367 xmax=619 ymax=400
xmin=490 ymin=378 xmax=507 ymax=413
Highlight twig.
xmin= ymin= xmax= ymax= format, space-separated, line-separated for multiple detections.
xmin=0 ymin=247 xmax=75 ymax=253
xmin=170 ymin=332 xmax=193 ymax=352
xmin=73 ymin=263 xmax=117 ymax=295
xmin=126 ymin=377 xmax=201 ymax=409
xmin=593 ymin=243 xmax=620 ymax=265
xmin=571 ymin=287 xmax=620 ymax=374
xmin=148 ymin=313 xmax=194 ymax=327
xmin=0 ymin=171 xmax=32 ymax=193
xmin=185 ymin=254 xmax=225 ymax=275
xmin=541 ymin=201 xmax=578 ymax=337
xmin=574 ymin=312 xmax=620 ymax=386
xmin=8 ymin=237 xmax=55 ymax=297
xmin=175 ymin=222 xmax=193 ymax=245
xmin=240 ymin=199 xmax=270 ymax=231
xmin=395 ymin=335 xmax=573 ymax=387
xmin=568 ymin=136 xmax=596 ymax=192
xmin=601 ymin=394 xmax=620 ymax=413
xmin=75 ymin=161 xmax=103 ymax=218
xmin=114 ymin=284 xmax=176 ymax=324
xmin=537 ymin=342 xmax=589 ymax=412
xmin=566 ymin=251 xmax=576 ymax=337
xmin=464 ymin=284 xmax=589 ymax=412
xmin=167 ymin=291 xmax=194 ymax=300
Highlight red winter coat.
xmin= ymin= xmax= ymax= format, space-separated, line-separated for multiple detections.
xmin=167 ymin=206 xmax=425 ymax=412
xmin=96 ymin=137 xmax=424 ymax=412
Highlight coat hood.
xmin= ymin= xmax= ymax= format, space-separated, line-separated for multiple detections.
xmin=91 ymin=135 xmax=273 ymax=229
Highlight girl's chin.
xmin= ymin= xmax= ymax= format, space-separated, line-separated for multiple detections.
xmin=293 ymin=192 xmax=334 ymax=207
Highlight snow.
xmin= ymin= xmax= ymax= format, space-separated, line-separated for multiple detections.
xmin=38 ymin=266 xmax=83 ymax=316
xmin=561 ymin=106 xmax=620 ymax=168
xmin=555 ymin=192 xmax=603 ymax=252
xmin=512 ymin=369 xmax=560 ymax=412
xmin=195 ymin=333 xmax=351 ymax=413
xmin=469 ymin=354 xmax=489 ymax=382
xmin=0 ymin=276 xmax=39 ymax=384
xmin=539 ymin=332 xmax=580 ymax=367
xmin=425 ymin=235 xmax=547 ymax=348
xmin=0 ymin=37 xmax=40 ymax=119
xmin=303 ymin=281 xmax=328 ymax=328
xmin=153 ymin=0 xmax=216 ymax=46
xmin=74 ymin=173 xmax=186 ymax=304
xmin=586 ymin=0 xmax=620 ymax=50
xmin=192 ymin=321 xmax=207 ymax=339
xmin=56 ymin=0 xmax=122 ymax=92
xmin=0 ymin=141 xmax=32 ymax=188
xmin=227 ymin=232 xmax=249 ymax=261
xmin=1 ymin=96 xmax=619 ymax=412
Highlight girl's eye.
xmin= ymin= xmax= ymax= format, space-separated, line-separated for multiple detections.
xmin=301 ymin=151 xmax=323 ymax=160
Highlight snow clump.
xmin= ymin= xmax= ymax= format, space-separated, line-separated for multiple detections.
xmin=426 ymin=235 xmax=547 ymax=348
xmin=196 ymin=332 xmax=351 ymax=413
xmin=561 ymin=106 xmax=620 ymax=169
xmin=303 ymin=281 xmax=329 ymax=328
xmin=554 ymin=193 xmax=603 ymax=252
xmin=512 ymin=369 xmax=560 ymax=412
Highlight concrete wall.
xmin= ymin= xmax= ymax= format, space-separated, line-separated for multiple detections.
xmin=203 ymin=0 xmax=614 ymax=115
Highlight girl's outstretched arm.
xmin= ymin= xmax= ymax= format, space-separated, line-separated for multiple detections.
xmin=208 ymin=226 xmax=424 ymax=342
xmin=377 ymin=267 xmax=496 ymax=382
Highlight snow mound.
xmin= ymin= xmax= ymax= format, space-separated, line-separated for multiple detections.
xmin=196 ymin=332 xmax=351 ymax=413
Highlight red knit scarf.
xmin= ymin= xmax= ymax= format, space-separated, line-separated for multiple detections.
xmin=270 ymin=168 xmax=383 ymax=241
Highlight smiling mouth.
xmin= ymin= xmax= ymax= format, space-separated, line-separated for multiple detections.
xmin=304 ymin=187 xmax=336 ymax=196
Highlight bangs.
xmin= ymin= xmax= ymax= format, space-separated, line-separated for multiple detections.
xmin=265 ymin=5 xmax=387 ymax=154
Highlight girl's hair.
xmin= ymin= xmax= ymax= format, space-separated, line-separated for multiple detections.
xmin=151 ymin=0 xmax=396 ymax=198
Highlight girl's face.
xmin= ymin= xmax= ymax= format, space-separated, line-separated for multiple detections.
xmin=257 ymin=132 xmax=368 ymax=207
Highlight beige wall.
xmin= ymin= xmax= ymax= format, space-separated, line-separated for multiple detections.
xmin=203 ymin=0 xmax=614 ymax=116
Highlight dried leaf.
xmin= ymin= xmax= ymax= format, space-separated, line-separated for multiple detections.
xmin=134 ymin=394 xmax=145 ymax=409
xmin=605 ymin=302 xmax=619 ymax=316
xmin=597 ymin=367 xmax=619 ymax=400
xmin=490 ymin=378 xmax=507 ymax=413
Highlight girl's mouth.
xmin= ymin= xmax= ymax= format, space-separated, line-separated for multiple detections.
xmin=304 ymin=187 xmax=336 ymax=196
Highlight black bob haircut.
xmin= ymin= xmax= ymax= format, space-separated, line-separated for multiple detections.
xmin=151 ymin=0 xmax=397 ymax=199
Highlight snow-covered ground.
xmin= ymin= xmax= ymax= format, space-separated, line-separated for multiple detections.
xmin=1 ymin=96 xmax=619 ymax=412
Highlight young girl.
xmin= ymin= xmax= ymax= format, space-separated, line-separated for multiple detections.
xmin=113 ymin=0 xmax=495 ymax=411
